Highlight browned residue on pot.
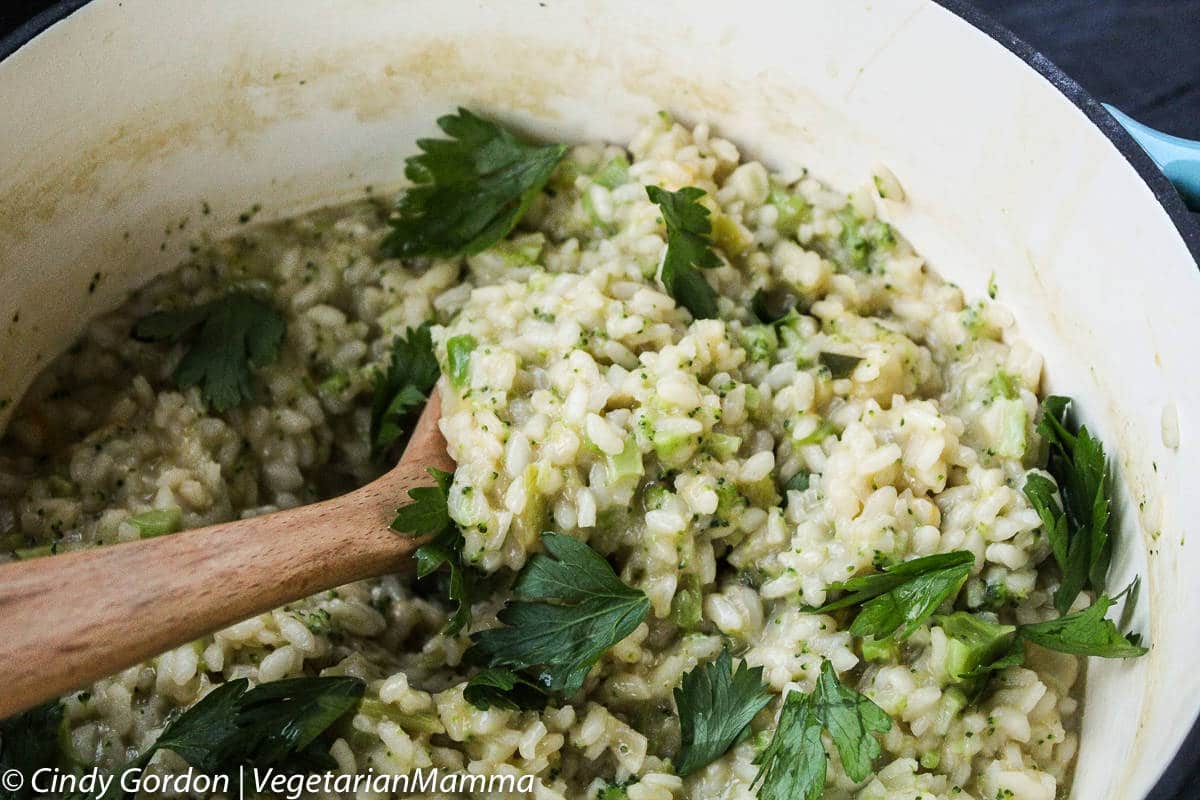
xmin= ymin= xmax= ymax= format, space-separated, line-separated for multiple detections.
xmin=0 ymin=26 xmax=843 ymax=251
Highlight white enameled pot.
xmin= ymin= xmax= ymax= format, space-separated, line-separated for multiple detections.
xmin=1 ymin=1 xmax=1198 ymax=797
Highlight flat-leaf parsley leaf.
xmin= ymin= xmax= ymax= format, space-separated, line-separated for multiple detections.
xmin=370 ymin=322 xmax=439 ymax=458
xmin=1023 ymin=395 xmax=1113 ymax=614
xmin=0 ymin=700 xmax=63 ymax=800
xmin=133 ymin=292 xmax=286 ymax=412
xmin=753 ymin=661 xmax=891 ymax=799
xmin=646 ymin=186 xmax=723 ymax=319
xmin=809 ymin=660 xmax=891 ymax=781
xmin=673 ymin=649 xmax=772 ymax=776
xmin=943 ymin=590 xmax=1146 ymax=679
xmin=467 ymin=532 xmax=650 ymax=694
xmin=463 ymin=668 xmax=550 ymax=712
xmin=390 ymin=467 xmax=473 ymax=636
xmin=752 ymin=692 xmax=825 ymax=800
xmin=391 ymin=467 xmax=453 ymax=537
xmin=381 ymin=108 xmax=567 ymax=258
xmin=110 ymin=676 xmax=363 ymax=795
xmin=806 ymin=551 xmax=974 ymax=641
xmin=1018 ymin=592 xmax=1147 ymax=659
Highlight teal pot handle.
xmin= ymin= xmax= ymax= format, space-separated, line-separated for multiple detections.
xmin=1104 ymin=103 xmax=1200 ymax=212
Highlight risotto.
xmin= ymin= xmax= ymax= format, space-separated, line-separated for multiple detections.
xmin=0 ymin=110 xmax=1144 ymax=800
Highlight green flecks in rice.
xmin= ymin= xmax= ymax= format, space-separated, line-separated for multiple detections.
xmin=0 ymin=117 xmax=1078 ymax=800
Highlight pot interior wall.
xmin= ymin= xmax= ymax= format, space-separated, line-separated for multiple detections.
xmin=1 ymin=0 xmax=1197 ymax=796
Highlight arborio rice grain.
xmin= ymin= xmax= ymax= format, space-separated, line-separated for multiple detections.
xmin=0 ymin=113 xmax=1081 ymax=799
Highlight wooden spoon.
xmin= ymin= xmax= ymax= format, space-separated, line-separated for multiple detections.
xmin=0 ymin=393 xmax=453 ymax=719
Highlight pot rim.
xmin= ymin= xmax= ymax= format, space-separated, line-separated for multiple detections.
xmin=1 ymin=1 xmax=1198 ymax=797
xmin=930 ymin=4 xmax=1200 ymax=797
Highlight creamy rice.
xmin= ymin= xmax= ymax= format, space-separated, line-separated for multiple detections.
xmin=0 ymin=114 xmax=1079 ymax=799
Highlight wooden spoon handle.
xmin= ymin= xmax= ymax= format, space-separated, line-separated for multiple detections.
xmin=0 ymin=396 xmax=453 ymax=719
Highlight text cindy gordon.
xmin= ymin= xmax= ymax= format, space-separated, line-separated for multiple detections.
xmin=29 ymin=766 xmax=538 ymax=799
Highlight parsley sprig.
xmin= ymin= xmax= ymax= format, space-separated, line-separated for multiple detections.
xmin=805 ymin=552 xmax=975 ymax=640
xmin=1017 ymin=591 xmax=1146 ymax=658
xmin=960 ymin=587 xmax=1147 ymax=676
xmin=381 ymin=108 xmax=567 ymax=259
xmin=88 ymin=677 xmax=363 ymax=798
xmin=646 ymin=186 xmax=723 ymax=319
xmin=391 ymin=466 xmax=453 ymax=536
xmin=0 ymin=701 xmax=62 ymax=800
xmin=467 ymin=532 xmax=650 ymax=695
xmin=754 ymin=691 xmax=825 ymax=800
xmin=139 ymin=677 xmax=362 ymax=772
xmin=462 ymin=668 xmax=549 ymax=712
xmin=390 ymin=467 xmax=473 ymax=635
xmin=370 ymin=323 xmax=440 ymax=458
xmin=673 ymin=650 xmax=772 ymax=776
xmin=753 ymin=661 xmax=891 ymax=800
xmin=133 ymin=292 xmax=286 ymax=411
xmin=1023 ymin=395 xmax=1113 ymax=614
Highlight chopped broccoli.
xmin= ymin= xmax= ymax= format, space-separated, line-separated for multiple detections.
xmin=937 ymin=612 xmax=1018 ymax=685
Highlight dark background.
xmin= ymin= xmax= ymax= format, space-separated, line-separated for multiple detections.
xmin=1 ymin=0 xmax=1199 ymax=796
xmin=971 ymin=0 xmax=1200 ymax=138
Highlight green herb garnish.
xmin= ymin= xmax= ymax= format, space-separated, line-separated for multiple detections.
xmin=370 ymin=322 xmax=439 ymax=458
xmin=1023 ymin=395 xmax=1113 ymax=614
xmin=467 ymin=532 xmax=650 ymax=694
xmin=782 ymin=471 xmax=811 ymax=494
xmin=753 ymin=661 xmax=891 ymax=800
xmin=1017 ymin=592 xmax=1147 ymax=658
xmin=133 ymin=292 xmax=285 ymax=412
xmin=390 ymin=467 xmax=473 ymax=636
xmin=645 ymin=186 xmax=723 ymax=319
xmin=391 ymin=466 xmax=453 ymax=536
xmin=462 ymin=668 xmax=549 ymax=711
xmin=0 ymin=701 xmax=62 ymax=800
xmin=946 ymin=591 xmax=1146 ymax=680
xmin=673 ymin=650 xmax=772 ymax=776
xmin=116 ymin=677 xmax=362 ymax=788
xmin=752 ymin=691 xmax=824 ymax=800
xmin=381 ymin=108 xmax=567 ymax=258
xmin=805 ymin=551 xmax=974 ymax=640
